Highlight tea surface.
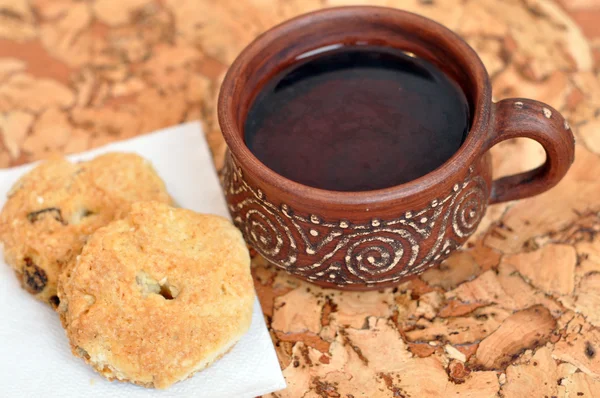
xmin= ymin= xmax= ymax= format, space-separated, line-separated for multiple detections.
xmin=244 ymin=45 xmax=470 ymax=191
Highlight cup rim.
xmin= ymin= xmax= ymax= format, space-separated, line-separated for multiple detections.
xmin=218 ymin=6 xmax=492 ymax=207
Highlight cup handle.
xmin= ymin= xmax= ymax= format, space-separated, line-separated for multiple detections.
xmin=485 ymin=98 xmax=575 ymax=205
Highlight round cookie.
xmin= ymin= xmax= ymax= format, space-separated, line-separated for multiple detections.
xmin=57 ymin=201 xmax=254 ymax=389
xmin=0 ymin=153 xmax=172 ymax=306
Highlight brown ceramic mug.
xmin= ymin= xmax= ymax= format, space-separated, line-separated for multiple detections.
xmin=218 ymin=6 xmax=575 ymax=290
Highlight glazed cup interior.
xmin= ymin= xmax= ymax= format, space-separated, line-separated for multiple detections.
xmin=219 ymin=6 xmax=492 ymax=206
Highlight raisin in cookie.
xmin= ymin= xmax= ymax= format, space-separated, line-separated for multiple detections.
xmin=57 ymin=201 xmax=254 ymax=389
xmin=0 ymin=153 xmax=171 ymax=306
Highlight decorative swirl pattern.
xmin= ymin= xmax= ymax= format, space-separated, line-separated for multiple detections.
xmin=344 ymin=230 xmax=418 ymax=283
xmin=245 ymin=209 xmax=284 ymax=256
xmin=225 ymin=167 xmax=298 ymax=267
xmin=223 ymin=154 xmax=489 ymax=288
xmin=452 ymin=177 xmax=487 ymax=238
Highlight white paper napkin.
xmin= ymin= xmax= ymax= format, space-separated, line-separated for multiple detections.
xmin=0 ymin=122 xmax=286 ymax=398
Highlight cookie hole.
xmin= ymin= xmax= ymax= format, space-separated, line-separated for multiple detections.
xmin=159 ymin=283 xmax=177 ymax=300
xmin=136 ymin=271 xmax=179 ymax=300
xmin=80 ymin=209 xmax=94 ymax=217
xmin=49 ymin=295 xmax=60 ymax=308
xmin=70 ymin=207 xmax=95 ymax=225
xmin=158 ymin=277 xmax=180 ymax=300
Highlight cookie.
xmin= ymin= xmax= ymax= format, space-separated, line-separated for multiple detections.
xmin=0 ymin=153 xmax=172 ymax=306
xmin=57 ymin=201 xmax=254 ymax=389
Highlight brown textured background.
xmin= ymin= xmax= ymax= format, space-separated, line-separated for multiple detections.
xmin=1 ymin=0 xmax=600 ymax=396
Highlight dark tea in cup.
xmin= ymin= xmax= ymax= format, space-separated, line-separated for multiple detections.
xmin=244 ymin=45 xmax=470 ymax=192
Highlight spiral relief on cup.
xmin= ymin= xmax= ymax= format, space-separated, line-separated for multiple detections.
xmin=452 ymin=176 xmax=487 ymax=238
xmin=224 ymin=153 xmax=489 ymax=287
xmin=344 ymin=230 xmax=418 ymax=282
xmin=237 ymin=204 xmax=299 ymax=267
xmin=224 ymin=157 xmax=299 ymax=267
xmin=245 ymin=210 xmax=281 ymax=255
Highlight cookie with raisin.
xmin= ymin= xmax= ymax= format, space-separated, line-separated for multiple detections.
xmin=0 ymin=153 xmax=172 ymax=306
xmin=57 ymin=201 xmax=254 ymax=388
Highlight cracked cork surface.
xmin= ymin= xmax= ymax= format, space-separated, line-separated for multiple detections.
xmin=0 ymin=0 xmax=600 ymax=396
